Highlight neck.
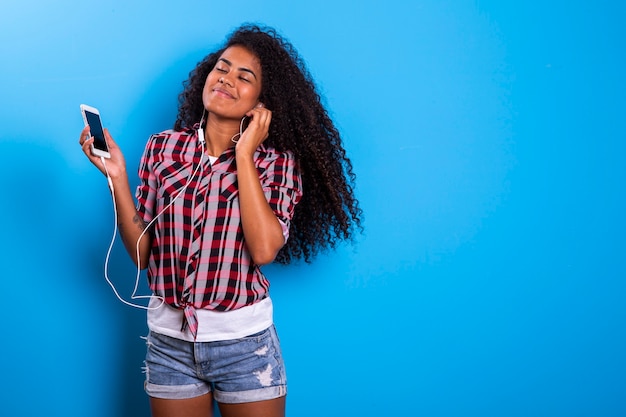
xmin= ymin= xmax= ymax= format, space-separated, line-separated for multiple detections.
xmin=203 ymin=114 xmax=241 ymax=156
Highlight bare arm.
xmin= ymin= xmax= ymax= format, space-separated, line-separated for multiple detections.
xmin=79 ymin=126 xmax=152 ymax=268
xmin=235 ymin=105 xmax=285 ymax=265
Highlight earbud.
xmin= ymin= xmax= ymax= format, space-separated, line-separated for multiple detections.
xmin=197 ymin=109 xmax=206 ymax=144
xmin=198 ymin=127 xmax=205 ymax=144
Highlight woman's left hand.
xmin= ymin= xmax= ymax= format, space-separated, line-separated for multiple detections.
xmin=235 ymin=103 xmax=272 ymax=157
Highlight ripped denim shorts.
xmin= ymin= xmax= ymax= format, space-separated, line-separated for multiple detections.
xmin=144 ymin=325 xmax=287 ymax=404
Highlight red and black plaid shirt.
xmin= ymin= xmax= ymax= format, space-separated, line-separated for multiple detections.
xmin=135 ymin=127 xmax=302 ymax=338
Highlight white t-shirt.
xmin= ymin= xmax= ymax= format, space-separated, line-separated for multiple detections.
xmin=147 ymin=295 xmax=273 ymax=342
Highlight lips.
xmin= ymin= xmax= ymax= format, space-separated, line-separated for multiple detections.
xmin=212 ymin=87 xmax=234 ymax=99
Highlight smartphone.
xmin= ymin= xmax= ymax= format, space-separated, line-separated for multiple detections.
xmin=80 ymin=104 xmax=111 ymax=158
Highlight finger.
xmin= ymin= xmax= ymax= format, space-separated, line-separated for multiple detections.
xmin=82 ymin=140 xmax=95 ymax=157
xmin=81 ymin=139 xmax=94 ymax=155
xmin=79 ymin=126 xmax=92 ymax=145
xmin=251 ymin=107 xmax=271 ymax=124
xmin=247 ymin=104 xmax=269 ymax=116
xmin=255 ymin=109 xmax=271 ymax=130
xmin=264 ymin=109 xmax=272 ymax=126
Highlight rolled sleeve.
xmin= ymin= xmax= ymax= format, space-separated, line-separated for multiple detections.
xmin=260 ymin=150 xmax=303 ymax=243
xmin=135 ymin=135 xmax=159 ymax=223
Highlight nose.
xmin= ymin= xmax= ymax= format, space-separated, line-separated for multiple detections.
xmin=219 ymin=76 xmax=233 ymax=87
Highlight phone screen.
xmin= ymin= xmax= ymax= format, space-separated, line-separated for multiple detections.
xmin=84 ymin=110 xmax=109 ymax=152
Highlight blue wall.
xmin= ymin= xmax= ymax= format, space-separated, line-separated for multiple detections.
xmin=1 ymin=1 xmax=624 ymax=416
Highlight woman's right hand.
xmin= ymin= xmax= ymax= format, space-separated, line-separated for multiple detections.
xmin=78 ymin=126 xmax=127 ymax=180
xmin=79 ymin=126 xmax=151 ymax=267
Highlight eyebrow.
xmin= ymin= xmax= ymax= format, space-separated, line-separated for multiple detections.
xmin=218 ymin=58 xmax=258 ymax=79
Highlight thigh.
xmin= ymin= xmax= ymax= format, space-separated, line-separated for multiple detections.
xmin=218 ymin=396 xmax=285 ymax=417
xmin=150 ymin=393 xmax=214 ymax=417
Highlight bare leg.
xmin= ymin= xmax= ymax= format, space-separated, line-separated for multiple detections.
xmin=150 ymin=393 xmax=214 ymax=417
xmin=218 ymin=396 xmax=285 ymax=417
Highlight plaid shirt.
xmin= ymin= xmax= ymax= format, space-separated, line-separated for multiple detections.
xmin=135 ymin=127 xmax=302 ymax=338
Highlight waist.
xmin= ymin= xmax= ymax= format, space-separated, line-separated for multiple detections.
xmin=147 ymin=296 xmax=274 ymax=342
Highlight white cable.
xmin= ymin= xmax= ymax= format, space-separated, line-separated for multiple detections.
xmin=98 ymin=117 xmax=246 ymax=310
xmin=101 ymin=156 xmax=153 ymax=309
xmin=100 ymin=141 xmax=204 ymax=310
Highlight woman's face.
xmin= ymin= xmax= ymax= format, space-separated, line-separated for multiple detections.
xmin=202 ymin=45 xmax=263 ymax=119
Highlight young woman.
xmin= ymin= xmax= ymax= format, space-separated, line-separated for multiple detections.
xmin=79 ymin=24 xmax=361 ymax=417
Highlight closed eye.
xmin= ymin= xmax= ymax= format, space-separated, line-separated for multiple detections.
xmin=215 ymin=58 xmax=258 ymax=81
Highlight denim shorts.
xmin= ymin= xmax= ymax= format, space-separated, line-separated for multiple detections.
xmin=144 ymin=325 xmax=287 ymax=404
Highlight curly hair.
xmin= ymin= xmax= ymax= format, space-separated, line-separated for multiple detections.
xmin=174 ymin=23 xmax=362 ymax=264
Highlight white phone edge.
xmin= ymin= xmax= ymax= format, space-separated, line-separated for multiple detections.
xmin=80 ymin=104 xmax=111 ymax=159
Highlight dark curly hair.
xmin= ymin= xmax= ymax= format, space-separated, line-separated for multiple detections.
xmin=174 ymin=23 xmax=362 ymax=264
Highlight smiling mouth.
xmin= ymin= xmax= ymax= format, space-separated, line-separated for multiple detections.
xmin=213 ymin=88 xmax=234 ymax=98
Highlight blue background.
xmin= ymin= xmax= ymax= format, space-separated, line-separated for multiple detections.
xmin=1 ymin=1 xmax=625 ymax=416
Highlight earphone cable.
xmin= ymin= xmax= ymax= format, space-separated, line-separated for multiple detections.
xmin=99 ymin=141 xmax=204 ymax=310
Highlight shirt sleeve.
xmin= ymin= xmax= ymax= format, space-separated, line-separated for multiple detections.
xmin=260 ymin=150 xmax=303 ymax=243
xmin=135 ymin=135 xmax=158 ymax=223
